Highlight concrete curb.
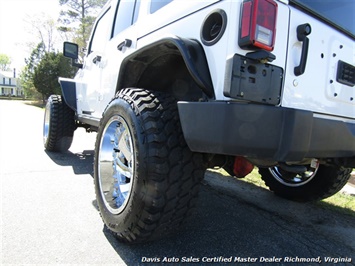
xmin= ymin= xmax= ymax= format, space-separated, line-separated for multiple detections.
xmin=349 ymin=171 xmax=355 ymax=185
xmin=342 ymin=172 xmax=355 ymax=196
xmin=341 ymin=184 xmax=355 ymax=196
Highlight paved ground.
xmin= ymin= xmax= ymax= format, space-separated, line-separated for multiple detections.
xmin=1 ymin=100 xmax=354 ymax=265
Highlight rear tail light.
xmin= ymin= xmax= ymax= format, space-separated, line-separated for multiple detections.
xmin=239 ymin=0 xmax=278 ymax=51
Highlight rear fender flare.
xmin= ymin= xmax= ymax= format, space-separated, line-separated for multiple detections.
xmin=117 ymin=36 xmax=214 ymax=98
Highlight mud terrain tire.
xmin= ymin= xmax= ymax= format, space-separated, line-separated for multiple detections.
xmin=259 ymin=165 xmax=352 ymax=201
xmin=94 ymin=88 xmax=205 ymax=243
xmin=43 ymin=95 xmax=76 ymax=152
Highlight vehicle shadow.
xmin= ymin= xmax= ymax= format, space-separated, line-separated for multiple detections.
xmin=45 ymin=149 xmax=94 ymax=176
xmin=24 ymin=100 xmax=45 ymax=109
xmin=98 ymin=172 xmax=355 ymax=265
xmin=44 ymin=140 xmax=354 ymax=265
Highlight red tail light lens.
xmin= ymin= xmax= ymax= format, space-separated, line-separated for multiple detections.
xmin=239 ymin=0 xmax=278 ymax=51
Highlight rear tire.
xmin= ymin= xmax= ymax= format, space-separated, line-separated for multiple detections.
xmin=94 ymin=88 xmax=206 ymax=243
xmin=43 ymin=95 xmax=76 ymax=152
xmin=259 ymin=163 xmax=352 ymax=201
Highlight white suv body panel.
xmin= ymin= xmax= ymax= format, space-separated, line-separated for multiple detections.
xmin=60 ymin=0 xmax=355 ymax=164
xmin=74 ymin=6 xmax=115 ymax=117
xmin=74 ymin=1 xmax=139 ymax=118
xmin=136 ymin=0 xmax=230 ymax=100
xmin=282 ymin=6 xmax=355 ymax=119
xmin=135 ymin=0 xmax=291 ymax=101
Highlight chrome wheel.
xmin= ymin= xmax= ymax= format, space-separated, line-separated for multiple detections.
xmin=269 ymin=160 xmax=319 ymax=187
xmin=43 ymin=100 xmax=51 ymax=145
xmin=98 ymin=115 xmax=134 ymax=215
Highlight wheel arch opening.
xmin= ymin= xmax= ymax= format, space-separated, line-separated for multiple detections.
xmin=116 ymin=37 xmax=215 ymax=101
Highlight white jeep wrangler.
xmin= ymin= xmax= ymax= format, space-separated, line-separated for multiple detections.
xmin=43 ymin=0 xmax=355 ymax=243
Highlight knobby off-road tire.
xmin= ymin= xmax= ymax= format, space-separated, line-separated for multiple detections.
xmin=43 ymin=95 xmax=76 ymax=152
xmin=94 ymin=88 xmax=206 ymax=243
xmin=259 ymin=164 xmax=352 ymax=201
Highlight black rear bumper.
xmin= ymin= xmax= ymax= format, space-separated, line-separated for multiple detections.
xmin=178 ymin=101 xmax=355 ymax=162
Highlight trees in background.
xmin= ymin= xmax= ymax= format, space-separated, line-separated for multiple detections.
xmin=21 ymin=42 xmax=75 ymax=101
xmin=26 ymin=15 xmax=59 ymax=54
xmin=33 ymin=52 xmax=75 ymax=101
xmin=0 ymin=54 xmax=11 ymax=71
xmin=20 ymin=43 xmax=46 ymax=98
xmin=58 ymin=0 xmax=107 ymax=57
xmin=19 ymin=0 xmax=107 ymax=99
xmin=20 ymin=15 xmax=62 ymax=99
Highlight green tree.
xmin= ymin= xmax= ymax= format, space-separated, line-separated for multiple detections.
xmin=0 ymin=54 xmax=12 ymax=71
xmin=25 ymin=43 xmax=46 ymax=74
xmin=33 ymin=52 xmax=75 ymax=101
xmin=20 ymin=43 xmax=46 ymax=98
xmin=19 ymin=65 xmax=38 ymax=99
xmin=58 ymin=0 xmax=108 ymax=56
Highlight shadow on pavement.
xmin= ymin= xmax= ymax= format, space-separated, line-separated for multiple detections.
xmin=45 ymin=149 xmax=94 ymax=176
xmin=24 ymin=100 xmax=45 ymax=109
xmin=98 ymin=172 xmax=355 ymax=265
xmin=44 ymin=145 xmax=354 ymax=265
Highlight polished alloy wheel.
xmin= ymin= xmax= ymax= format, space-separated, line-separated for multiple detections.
xmin=43 ymin=101 xmax=51 ymax=145
xmin=98 ymin=115 xmax=134 ymax=214
xmin=268 ymin=160 xmax=319 ymax=187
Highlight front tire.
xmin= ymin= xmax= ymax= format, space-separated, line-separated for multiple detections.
xmin=94 ymin=88 xmax=205 ymax=243
xmin=43 ymin=95 xmax=76 ymax=152
xmin=259 ymin=163 xmax=352 ymax=201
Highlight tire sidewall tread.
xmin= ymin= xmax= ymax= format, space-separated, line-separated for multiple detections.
xmin=43 ymin=95 xmax=75 ymax=152
xmin=94 ymin=88 xmax=205 ymax=243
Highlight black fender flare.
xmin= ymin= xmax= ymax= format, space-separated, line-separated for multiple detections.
xmin=58 ymin=77 xmax=77 ymax=112
xmin=117 ymin=36 xmax=214 ymax=98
